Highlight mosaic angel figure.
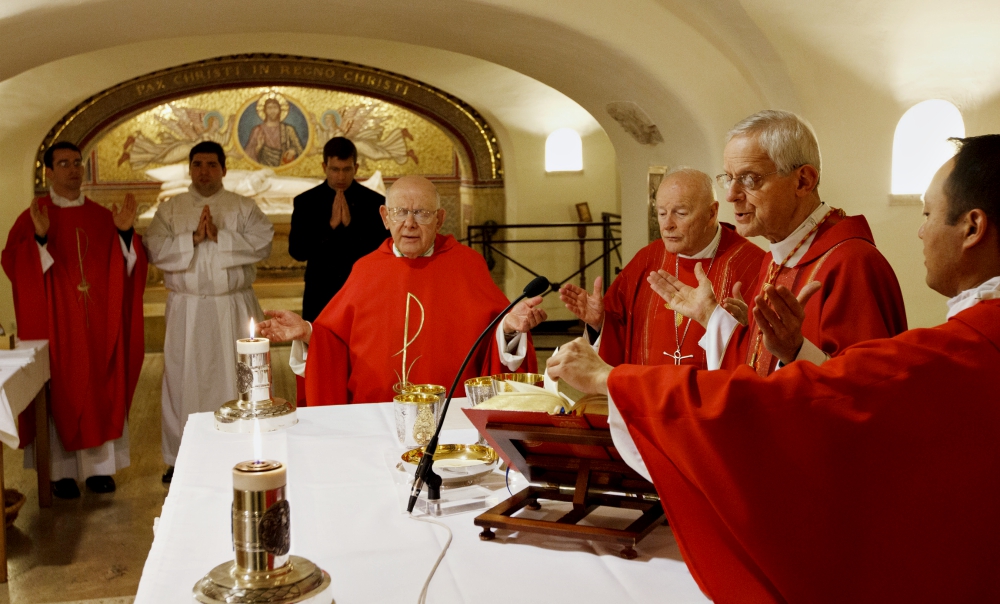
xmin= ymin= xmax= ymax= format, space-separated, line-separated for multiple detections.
xmin=312 ymin=105 xmax=418 ymax=165
xmin=117 ymin=104 xmax=234 ymax=169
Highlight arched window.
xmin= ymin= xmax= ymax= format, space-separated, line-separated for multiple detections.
xmin=545 ymin=128 xmax=583 ymax=172
xmin=891 ymin=100 xmax=965 ymax=195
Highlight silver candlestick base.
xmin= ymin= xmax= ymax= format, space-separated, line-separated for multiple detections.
xmin=193 ymin=555 xmax=332 ymax=604
xmin=215 ymin=398 xmax=298 ymax=432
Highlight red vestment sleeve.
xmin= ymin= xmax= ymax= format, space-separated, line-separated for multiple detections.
xmin=303 ymin=320 xmax=351 ymax=406
xmin=609 ymin=301 xmax=1000 ymax=603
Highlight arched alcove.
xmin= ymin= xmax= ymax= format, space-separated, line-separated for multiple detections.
xmin=891 ymin=99 xmax=965 ymax=197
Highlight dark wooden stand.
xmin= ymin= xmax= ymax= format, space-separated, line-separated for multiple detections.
xmin=474 ymin=421 xmax=664 ymax=559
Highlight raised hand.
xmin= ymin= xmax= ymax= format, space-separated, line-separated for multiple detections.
xmin=721 ymin=281 xmax=749 ymax=326
xmin=546 ymin=338 xmax=612 ymax=395
xmin=647 ymin=262 xmax=717 ymax=328
xmin=112 ymin=193 xmax=138 ymax=231
xmin=558 ymin=277 xmax=604 ymax=329
xmin=30 ymin=198 xmax=50 ymax=238
xmin=259 ymin=309 xmax=313 ymax=344
xmin=753 ymin=281 xmax=822 ymax=364
xmin=504 ymin=295 xmax=548 ymax=334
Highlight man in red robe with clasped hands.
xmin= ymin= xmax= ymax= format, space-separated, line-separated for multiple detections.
xmin=651 ymin=110 xmax=907 ymax=374
xmin=260 ymin=175 xmax=546 ymax=404
xmin=559 ymin=168 xmax=764 ymax=369
xmin=548 ymin=134 xmax=1000 ymax=603
xmin=2 ymin=141 xmax=147 ymax=498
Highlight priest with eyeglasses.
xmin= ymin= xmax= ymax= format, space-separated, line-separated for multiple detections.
xmin=260 ymin=175 xmax=545 ymax=404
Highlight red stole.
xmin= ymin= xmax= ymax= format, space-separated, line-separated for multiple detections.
xmin=601 ymin=224 xmax=765 ymax=369
xmin=609 ymin=300 xmax=1000 ymax=603
xmin=724 ymin=210 xmax=907 ymax=375
xmin=306 ymin=234 xmax=537 ymax=404
xmin=1 ymin=196 xmax=147 ymax=450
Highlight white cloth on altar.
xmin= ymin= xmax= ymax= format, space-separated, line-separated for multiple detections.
xmin=143 ymin=185 xmax=273 ymax=465
xmin=24 ymin=416 xmax=130 ymax=481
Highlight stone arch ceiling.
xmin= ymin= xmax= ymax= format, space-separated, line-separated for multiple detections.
xmin=0 ymin=0 xmax=782 ymax=162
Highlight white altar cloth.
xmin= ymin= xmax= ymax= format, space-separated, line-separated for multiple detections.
xmin=136 ymin=402 xmax=709 ymax=603
xmin=0 ymin=340 xmax=50 ymax=448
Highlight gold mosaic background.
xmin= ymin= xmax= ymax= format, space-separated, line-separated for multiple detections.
xmin=95 ymin=86 xmax=457 ymax=182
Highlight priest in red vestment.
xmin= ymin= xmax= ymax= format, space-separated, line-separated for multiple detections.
xmin=260 ymin=175 xmax=545 ymax=404
xmin=560 ymin=169 xmax=763 ymax=369
xmin=548 ymin=135 xmax=1000 ymax=603
xmin=652 ymin=111 xmax=907 ymax=374
xmin=1 ymin=142 xmax=146 ymax=498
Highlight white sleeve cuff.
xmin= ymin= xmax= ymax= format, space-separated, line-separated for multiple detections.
xmin=698 ymin=305 xmax=738 ymax=370
xmin=289 ymin=339 xmax=308 ymax=377
xmin=793 ymin=337 xmax=829 ymax=366
xmin=608 ymin=392 xmax=651 ymax=482
xmin=495 ymin=323 xmax=526 ymax=371
xmin=119 ymin=233 xmax=138 ymax=277
xmin=37 ymin=241 xmax=54 ymax=274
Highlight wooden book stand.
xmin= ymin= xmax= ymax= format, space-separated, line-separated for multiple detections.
xmin=467 ymin=414 xmax=665 ymax=559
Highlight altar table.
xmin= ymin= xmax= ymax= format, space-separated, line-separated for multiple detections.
xmin=136 ymin=403 xmax=709 ymax=603
xmin=0 ymin=339 xmax=52 ymax=583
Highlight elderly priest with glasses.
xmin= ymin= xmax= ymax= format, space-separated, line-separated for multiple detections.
xmin=547 ymin=133 xmax=1000 ymax=604
xmin=651 ymin=110 xmax=907 ymax=375
xmin=260 ymin=175 xmax=545 ymax=404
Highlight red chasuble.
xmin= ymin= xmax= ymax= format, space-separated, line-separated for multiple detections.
xmin=305 ymin=234 xmax=538 ymax=404
xmin=601 ymin=223 xmax=764 ymax=369
xmin=609 ymin=300 xmax=1000 ymax=603
xmin=1 ymin=196 xmax=147 ymax=451
xmin=724 ymin=210 xmax=907 ymax=375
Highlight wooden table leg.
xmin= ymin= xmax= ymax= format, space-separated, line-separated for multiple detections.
xmin=0 ymin=442 xmax=8 ymax=582
xmin=35 ymin=382 xmax=51 ymax=509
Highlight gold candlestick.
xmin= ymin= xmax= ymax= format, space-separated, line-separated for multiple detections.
xmin=193 ymin=460 xmax=332 ymax=603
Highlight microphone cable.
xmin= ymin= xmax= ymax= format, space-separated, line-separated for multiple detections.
xmin=408 ymin=511 xmax=454 ymax=604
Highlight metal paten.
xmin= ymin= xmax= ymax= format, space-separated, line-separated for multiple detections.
xmin=193 ymin=460 xmax=332 ymax=604
xmin=215 ymin=344 xmax=297 ymax=432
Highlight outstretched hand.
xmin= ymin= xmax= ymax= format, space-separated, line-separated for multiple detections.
xmin=546 ymin=338 xmax=612 ymax=395
xmin=504 ymin=295 xmax=547 ymax=334
xmin=721 ymin=281 xmax=749 ymax=326
xmin=112 ymin=193 xmax=138 ymax=231
xmin=753 ymin=281 xmax=822 ymax=364
xmin=259 ymin=309 xmax=313 ymax=344
xmin=30 ymin=198 xmax=50 ymax=238
xmin=647 ymin=262 xmax=717 ymax=327
xmin=558 ymin=277 xmax=604 ymax=329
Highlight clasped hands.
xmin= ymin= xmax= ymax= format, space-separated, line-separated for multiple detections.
xmin=329 ymin=190 xmax=351 ymax=229
xmin=193 ymin=205 xmax=219 ymax=245
xmin=647 ymin=263 xmax=822 ymax=364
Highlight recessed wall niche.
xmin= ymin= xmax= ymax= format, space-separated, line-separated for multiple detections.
xmin=36 ymin=54 xmax=506 ymax=282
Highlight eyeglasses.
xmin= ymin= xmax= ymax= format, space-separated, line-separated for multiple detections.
xmin=386 ymin=207 xmax=437 ymax=225
xmin=715 ymin=170 xmax=779 ymax=191
xmin=54 ymin=159 xmax=84 ymax=169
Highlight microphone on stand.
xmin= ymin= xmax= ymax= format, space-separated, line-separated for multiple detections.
xmin=407 ymin=275 xmax=551 ymax=513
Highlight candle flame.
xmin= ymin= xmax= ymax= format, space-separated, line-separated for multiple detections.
xmin=253 ymin=418 xmax=262 ymax=462
xmin=249 ymin=318 xmax=255 ymax=340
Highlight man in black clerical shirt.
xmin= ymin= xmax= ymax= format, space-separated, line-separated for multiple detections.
xmin=289 ymin=137 xmax=388 ymax=324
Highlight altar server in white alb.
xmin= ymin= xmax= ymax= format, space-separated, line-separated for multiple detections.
xmin=144 ymin=141 xmax=274 ymax=483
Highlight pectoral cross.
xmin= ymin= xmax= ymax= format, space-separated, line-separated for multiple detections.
xmin=666 ymin=349 xmax=694 ymax=365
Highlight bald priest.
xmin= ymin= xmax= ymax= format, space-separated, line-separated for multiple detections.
xmin=261 ymin=175 xmax=546 ymax=404
xmin=548 ymin=134 xmax=1000 ymax=603
xmin=560 ymin=168 xmax=764 ymax=369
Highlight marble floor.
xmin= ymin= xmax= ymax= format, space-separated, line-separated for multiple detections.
xmin=0 ymin=348 xmax=297 ymax=604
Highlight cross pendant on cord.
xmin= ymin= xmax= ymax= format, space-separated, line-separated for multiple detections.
xmin=665 ymin=349 xmax=694 ymax=365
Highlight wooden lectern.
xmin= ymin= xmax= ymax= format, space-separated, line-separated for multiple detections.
xmin=463 ymin=408 xmax=665 ymax=559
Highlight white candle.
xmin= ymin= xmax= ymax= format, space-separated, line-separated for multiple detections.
xmin=237 ymin=337 xmax=269 ymax=355
xmin=232 ymin=460 xmax=286 ymax=492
